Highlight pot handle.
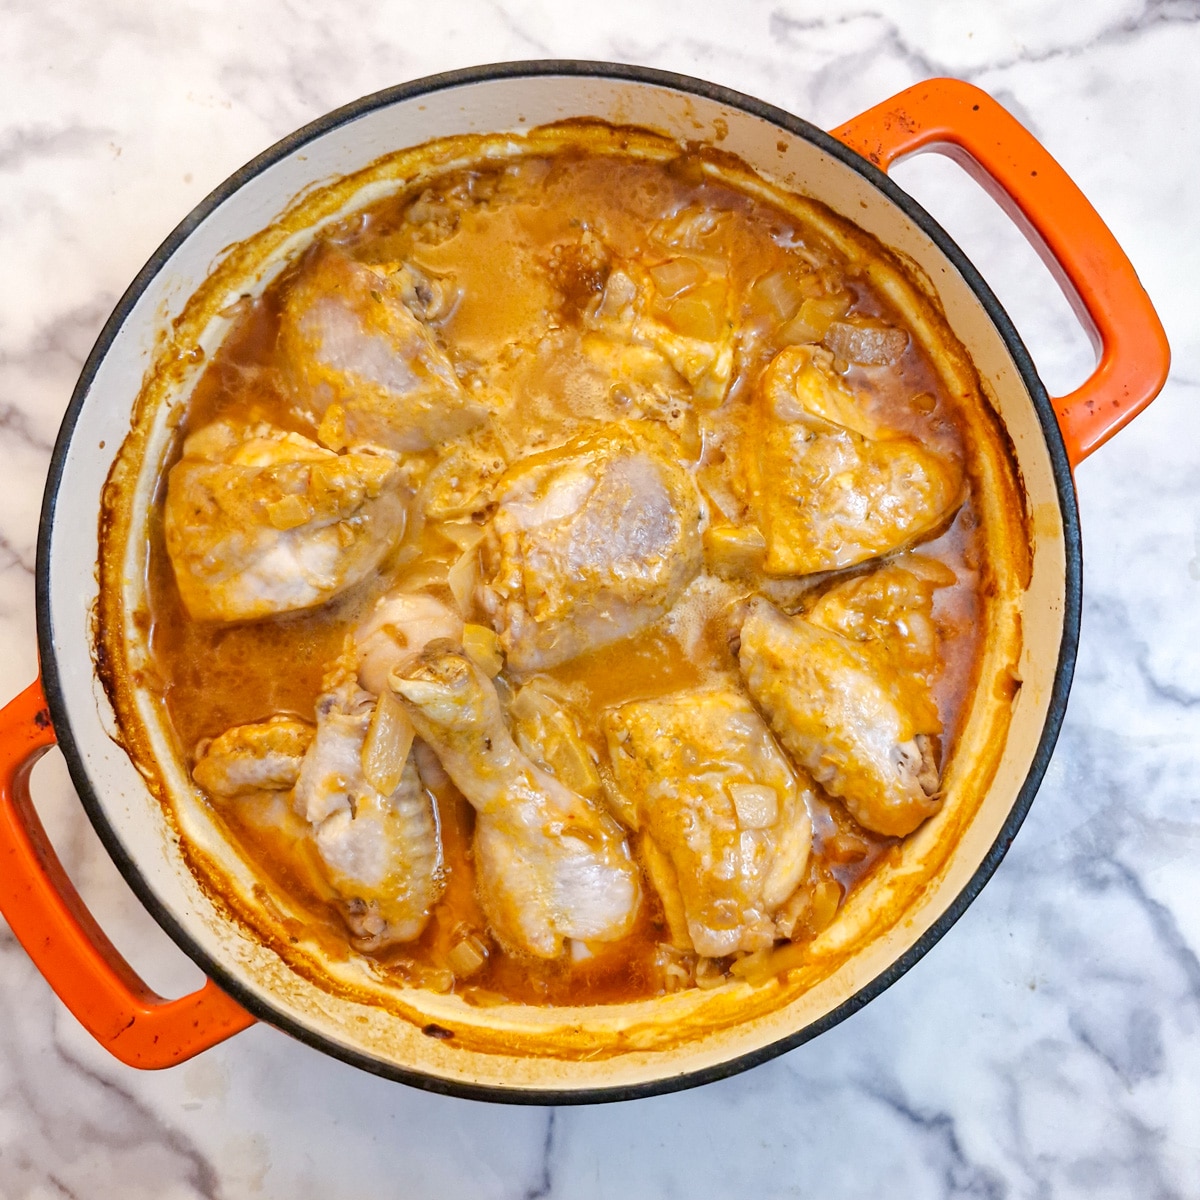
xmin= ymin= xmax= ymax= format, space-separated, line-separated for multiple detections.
xmin=0 ymin=678 xmax=256 ymax=1067
xmin=831 ymin=77 xmax=1170 ymax=467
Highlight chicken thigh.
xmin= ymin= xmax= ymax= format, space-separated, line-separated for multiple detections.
xmin=477 ymin=422 xmax=703 ymax=673
xmin=278 ymin=243 xmax=487 ymax=453
xmin=390 ymin=642 xmax=641 ymax=959
xmin=736 ymin=595 xmax=942 ymax=838
xmin=164 ymin=420 xmax=406 ymax=621
xmin=747 ymin=345 xmax=963 ymax=576
xmin=605 ymin=688 xmax=813 ymax=957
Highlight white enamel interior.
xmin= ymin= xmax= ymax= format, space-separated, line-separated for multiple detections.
xmin=45 ymin=70 xmax=1068 ymax=1094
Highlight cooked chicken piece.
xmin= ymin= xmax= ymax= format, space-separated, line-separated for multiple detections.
xmin=477 ymin=422 xmax=703 ymax=673
xmin=189 ymin=715 xmax=332 ymax=904
xmin=192 ymin=716 xmax=314 ymax=797
xmin=807 ymin=556 xmax=955 ymax=703
xmin=736 ymin=595 xmax=942 ymax=838
xmin=353 ymin=590 xmax=464 ymax=696
xmin=391 ymin=643 xmax=640 ymax=959
xmin=293 ymin=677 xmax=443 ymax=949
xmin=580 ymin=335 xmax=700 ymax=451
xmin=747 ymin=345 xmax=963 ymax=576
xmin=605 ymin=689 xmax=813 ymax=957
xmin=587 ymin=258 xmax=734 ymax=407
xmin=164 ymin=420 xmax=406 ymax=621
xmin=278 ymin=243 xmax=487 ymax=453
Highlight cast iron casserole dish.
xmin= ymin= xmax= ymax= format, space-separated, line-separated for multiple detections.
xmin=0 ymin=63 xmax=1169 ymax=1102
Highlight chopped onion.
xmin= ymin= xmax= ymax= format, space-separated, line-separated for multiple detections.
xmin=265 ymin=493 xmax=313 ymax=530
xmin=315 ymin=403 xmax=348 ymax=452
xmin=728 ymin=783 xmax=779 ymax=830
xmin=653 ymin=942 xmax=695 ymax=995
xmin=510 ymin=685 xmax=603 ymax=801
xmin=773 ymin=887 xmax=808 ymax=941
xmin=823 ymin=317 xmax=908 ymax=366
xmin=508 ymin=684 xmax=552 ymax=724
xmin=461 ymin=988 xmax=509 ymax=1008
xmin=437 ymin=521 xmax=487 ymax=552
xmin=648 ymin=256 xmax=706 ymax=298
xmin=422 ymin=967 xmax=455 ymax=994
xmin=823 ymin=831 xmax=870 ymax=864
xmin=360 ymin=690 xmax=415 ymax=796
xmin=703 ymin=524 xmax=766 ymax=575
xmin=693 ymin=957 xmax=727 ymax=990
xmin=748 ymin=269 xmax=816 ymax=322
xmin=447 ymin=934 xmax=488 ymax=978
xmin=447 ymin=546 xmax=480 ymax=616
xmin=729 ymin=941 xmax=808 ymax=986
xmin=809 ymin=880 xmax=843 ymax=934
xmin=777 ymin=294 xmax=852 ymax=344
xmin=658 ymin=280 xmax=726 ymax=340
xmin=527 ymin=724 xmax=601 ymax=799
xmin=902 ymin=554 xmax=958 ymax=586
xmin=394 ymin=560 xmax=450 ymax=592
xmin=462 ymin=623 xmax=504 ymax=677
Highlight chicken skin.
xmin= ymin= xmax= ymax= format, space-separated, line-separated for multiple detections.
xmin=605 ymin=688 xmax=813 ymax=957
xmin=477 ymin=422 xmax=703 ymax=673
xmin=747 ymin=345 xmax=963 ymax=576
xmin=391 ymin=642 xmax=641 ymax=959
xmin=736 ymin=594 xmax=942 ymax=838
xmin=164 ymin=420 xmax=405 ymax=621
xmin=278 ymin=243 xmax=488 ymax=453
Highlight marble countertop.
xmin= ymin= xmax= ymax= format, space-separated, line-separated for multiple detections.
xmin=1 ymin=1 xmax=1197 ymax=1196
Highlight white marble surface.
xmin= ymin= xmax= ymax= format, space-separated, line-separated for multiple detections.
xmin=1 ymin=0 xmax=1198 ymax=1195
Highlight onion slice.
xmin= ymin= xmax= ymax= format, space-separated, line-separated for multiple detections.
xmin=361 ymin=689 xmax=416 ymax=796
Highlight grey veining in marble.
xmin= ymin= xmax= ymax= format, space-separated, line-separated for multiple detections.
xmin=1 ymin=1 xmax=1197 ymax=1196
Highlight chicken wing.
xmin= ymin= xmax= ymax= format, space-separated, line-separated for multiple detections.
xmin=477 ymin=422 xmax=703 ymax=673
xmin=293 ymin=676 xmax=444 ymax=949
xmin=164 ymin=420 xmax=406 ymax=621
xmin=736 ymin=595 xmax=941 ymax=837
xmin=192 ymin=716 xmax=313 ymax=797
xmin=806 ymin=556 xmax=953 ymax=726
xmin=190 ymin=717 xmax=323 ymax=895
xmin=747 ymin=345 xmax=963 ymax=576
xmin=605 ymin=688 xmax=813 ymax=956
xmin=391 ymin=642 xmax=640 ymax=959
xmin=278 ymin=243 xmax=487 ymax=453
